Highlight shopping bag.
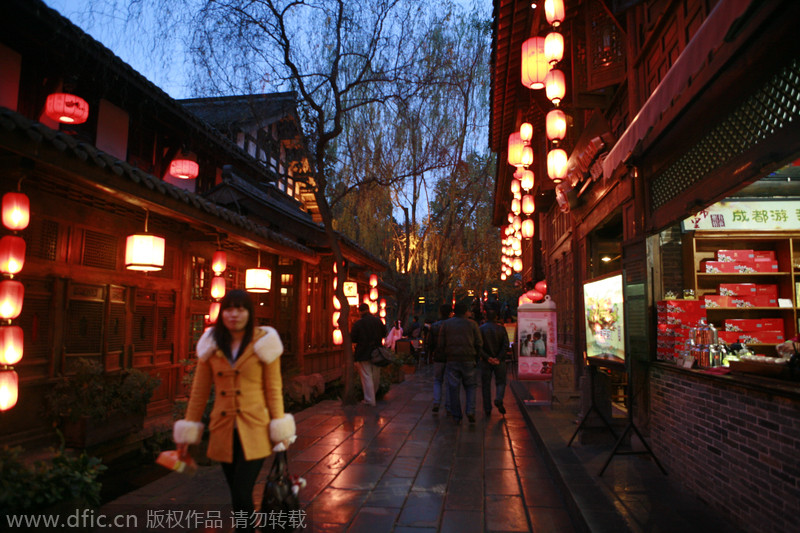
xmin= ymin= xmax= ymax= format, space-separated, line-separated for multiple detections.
xmin=155 ymin=449 xmax=197 ymax=475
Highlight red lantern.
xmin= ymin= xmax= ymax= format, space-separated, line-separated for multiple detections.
xmin=211 ymin=250 xmax=227 ymax=275
xmin=0 ymin=280 xmax=23 ymax=320
xmin=526 ymin=289 xmax=544 ymax=302
xmin=521 ymin=37 xmax=548 ymax=90
xmin=333 ymin=296 xmax=341 ymax=310
xmin=513 ymin=257 xmax=523 ymax=273
xmin=547 ymin=148 xmax=568 ymax=183
xmin=510 ymin=178 xmax=521 ymax=195
xmin=520 ymin=169 xmax=534 ymax=191
xmin=546 ymin=109 xmax=567 ymax=142
xmin=380 ymin=298 xmax=386 ymax=308
xmin=45 ymin=93 xmax=89 ymax=124
xmin=522 ymin=195 xmax=535 ymax=215
xmin=545 ymin=69 xmax=566 ymax=105
xmin=369 ymin=301 xmax=378 ymax=314
xmin=245 ymin=268 xmax=271 ymax=293
xmin=544 ymin=0 xmax=565 ymax=27
xmin=507 ymin=132 xmax=526 ymax=167
xmin=369 ymin=274 xmax=378 ymax=288
xmin=0 ymin=236 xmax=25 ymax=275
xmin=520 ymin=122 xmax=533 ymax=143
xmin=369 ymin=287 xmax=378 ymax=301
xmin=210 ymin=276 xmax=226 ymax=300
xmin=125 ymin=234 xmax=165 ymax=271
xmin=535 ymin=280 xmax=548 ymax=295
xmin=332 ymin=311 xmax=341 ymax=328
xmin=511 ymin=197 xmax=521 ymax=216
xmin=544 ymin=32 xmax=564 ymax=65
xmin=332 ymin=328 xmax=343 ymax=345
xmin=169 ymin=159 xmax=199 ymax=180
xmin=2 ymin=192 xmax=30 ymax=231
xmin=522 ymin=218 xmax=535 ymax=239
xmin=0 ymin=369 xmax=18 ymax=411
xmin=208 ymin=302 xmax=221 ymax=324
xmin=0 ymin=325 xmax=23 ymax=366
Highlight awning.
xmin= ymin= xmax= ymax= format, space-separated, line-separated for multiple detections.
xmin=602 ymin=0 xmax=757 ymax=179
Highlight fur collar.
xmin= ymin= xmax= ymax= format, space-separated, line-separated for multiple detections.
xmin=196 ymin=326 xmax=283 ymax=363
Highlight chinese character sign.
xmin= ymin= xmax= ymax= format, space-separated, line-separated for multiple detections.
xmin=684 ymin=200 xmax=800 ymax=231
xmin=517 ymin=298 xmax=557 ymax=381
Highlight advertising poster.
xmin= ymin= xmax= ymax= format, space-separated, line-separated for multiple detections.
xmin=583 ymin=273 xmax=625 ymax=363
xmin=517 ymin=303 xmax=557 ymax=381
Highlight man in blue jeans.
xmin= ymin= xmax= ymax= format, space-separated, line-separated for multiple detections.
xmin=437 ymin=303 xmax=483 ymax=424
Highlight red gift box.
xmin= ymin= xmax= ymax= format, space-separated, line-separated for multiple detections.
xmin=704 ymin=295 xmax=732 ymax=308
xmin=753 ymin=250 xmax=776 ymax=261
xmin=755 ymin=284 xmax=778 ymax=298
xmin=716 ymin=249 xmax=755 ymax=262
xmin=702 ymin=260 xmax=757 ymax=273
xmin=718 ymin=330 xmax=742 ymax=344
xmin=725 ymin=318 xmax=784 ymax=333
xmin=752 ymin=259 xmax=779 ymax=272
xmin=718 ymin=283 xmax=757 ymax=296
xmin=740 ymin=330 xmax=785 ymax=344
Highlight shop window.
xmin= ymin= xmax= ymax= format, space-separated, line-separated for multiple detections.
xmin=191 ymin=256 xmax=210 ymax=300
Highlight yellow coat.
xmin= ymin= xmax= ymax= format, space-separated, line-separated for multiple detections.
xmin=173 ymin=326 xmax=296 ymax=463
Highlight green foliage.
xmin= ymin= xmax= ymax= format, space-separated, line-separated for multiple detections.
xmin=0 ymin=445 xmax=106 ymax=513
xmin=46 ymin=358 xmax=161 ymax=423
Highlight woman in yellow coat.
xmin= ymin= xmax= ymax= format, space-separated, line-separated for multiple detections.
xmin=174 ymin=290 xmax=295 ymax=532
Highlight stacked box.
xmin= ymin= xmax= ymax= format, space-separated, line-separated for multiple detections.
xmin=656 ymin=300 xmax=706 ymax=361
xmin=721 ymin=318 xmax=785 ymax=346
xmin=753 ymin=259 xmax=779 ymax=272
xmin=717 ymin=249 xmax=755 ymax=262
xmin=724 ymin=318 xmax=784 ymax=332
xmin=702 ymin=260 xmax=757 ymax=273
xmin=753 ymin=250 xmax=776 ymax=261
xmin=755 ymin=284 xmax=778 ymax=298
xmin=719 ymin=283 xmax=756 ymax=296
xmin=704 ymin=294 xmax=778 ymax=308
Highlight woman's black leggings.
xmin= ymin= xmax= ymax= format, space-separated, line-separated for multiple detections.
xmin=221 ymin=429 xmax=265 ymax=531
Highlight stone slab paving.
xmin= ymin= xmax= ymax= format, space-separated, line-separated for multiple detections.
xmin=99 ymin=366 xmax=579 ymax=533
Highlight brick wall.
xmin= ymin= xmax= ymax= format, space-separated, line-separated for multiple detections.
xmin=650 ymin=365 xmax=799 ymax=533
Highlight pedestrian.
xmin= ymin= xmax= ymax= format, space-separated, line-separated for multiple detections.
xmin=385 ymin=319 xmax=404 ymax=350
xmin=409 ymin=315 xmax=421 ymax=338
xmin=173 ymin=290 xmax=295 ymax=533
xmin=351 ymin=302 xmax=387 ymax=406
xmin=480 ymin=307 xmax=510 ymax=417
xmin=437 ymin=302 xmax=483 ymax=424
xmin=425 ymin=304 xmax=452 ymax=414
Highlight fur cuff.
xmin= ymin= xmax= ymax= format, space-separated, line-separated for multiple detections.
xmin=255 ymin=326 xmax=283 ymax=364
xmin=196 ymin=328 xmax=217 ymax=360
xmin=173 ymin=420 xmax=204 ymax=445
xmin=269 ymin=414 xmax=296 ymax=443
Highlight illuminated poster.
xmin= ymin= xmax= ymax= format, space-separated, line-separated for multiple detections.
xmin=517 ymin=298 xmax=557 ymax=381
xmin=583 ymin=273 xmax=625 ymax=363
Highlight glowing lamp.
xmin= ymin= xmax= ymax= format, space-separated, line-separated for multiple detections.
xmin=521 ymin=37 xmax=548 ymax=89
xmin=379 ymin=309 xmax=386 ymax=318
xmin=211 ymin=250 xmax=227 ymax=275
xmin=2 ymin=192 xmax=30 ymax=231
xmin=369 ymin=287 xmax=378 ymax=301
xmin=210 ymin=276 xmax=226 ymax=300
xmin=544 ymin=0 xmax=565 ymax=27
xmin=535 ymin=280 xmax=548 ymax=295
xmin=522 ymin=195 xmax=535 ymax=215
xmin=45 ymin=93 xmax=89 ymax=124
xmin=363 ymin=295 xmax=370 ymax=305
xmin=510 ymin=178 xmax=521 ymax=195
xmin=522 ymin=218 xmax=535 ymax=238
xmin=208 ymin=302 xmax=221 ymax=324
xmin=520 ymin=169 xmax=534 ymax=191
xmin=125 ymin=234 xmax=165 ymax=271
xmin=544 ymin=32 xmax=564 ymax=64
xmin=333 ymin=296 xmax=341 ymax=310
xmin=520 ymin=122 xmax=533 ymax=143
xmin=511 ymin=198 xmax=521 ymax=216
xmin=332 ymin=328 xmax=343 ymax=345
xmin=245 ymin=268 xmax=271 ymax=293
xmin=332 ymin=311 xmax=341 ymax=328
xmin=507 ymin=132 xmax=526 ymax=167
xmin=0 ymin=236 xmax=26 ymax=275
xmin=512 ymin=215 xmax=522 ymax=232
xmin=369 ymin=301 xmax=378 ymax=314
xmin=0 ymin=280 xmax=23 ymax=320
xmin=526 ymin=289 xmax=544 ymax=301
xmin=546 ymin=109 xmax=567 ymax=142
xmin=369 ymin=274 xmax=378 ymax=287
xmin=547 ymin=148 xmax=568 ymax=183
xmin=0 ymin=369 xmax=18 ymax=411
xmin=500 ymin=273 xmax=507 ymax=281
xmin=380 ymin=298 xmax=386 ymax=308
xmin=521 ymin=145 xmax=533 ymax=167
xmin=0 ymin=325 xmax=23 ymax=365
xmin=513 ymin=257 xmax=523 ymax=272
xmin=169 ymin=159 xmax=199 ymax=180
xmin=545 ymin=69 xmax=566 ymax=105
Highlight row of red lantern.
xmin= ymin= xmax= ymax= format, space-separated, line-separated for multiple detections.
xmin=0 ymin=191 xmax=30 ymax=411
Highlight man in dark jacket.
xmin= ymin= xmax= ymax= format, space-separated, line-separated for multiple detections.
xmin=479 ymin=307 xmax=510 ymax=416
xmin=437 ymin=303 xmax=483 ymax=423
xmin=350 ymin=303 xmax=387 ymax=406
xmin=425 ymin=304 xmax=452 ymax=414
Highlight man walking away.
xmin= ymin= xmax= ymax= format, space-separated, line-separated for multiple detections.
xmin=350 ymin=303 xmax=386 ymax=406
xmin=426 ymin=304 xmax=452 ymax=414
xmin=437 ymin=303 xmax=483 ymax=424
xmin=480 ymin=307 xmax=510 ymax=417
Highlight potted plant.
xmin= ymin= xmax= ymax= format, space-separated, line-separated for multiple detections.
xmin=397 ymin=353 xmax=417 ymax=375
xmin=45 ymin=358 xmax=161 ymax=448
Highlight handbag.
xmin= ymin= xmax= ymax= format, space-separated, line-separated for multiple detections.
xmin=260 ymin=451 xmax=301 ymax=520
xmin=370 ymin=346 xmax=395 ymax=367
xmin=155 ymin=449 xmax=197 ymax=475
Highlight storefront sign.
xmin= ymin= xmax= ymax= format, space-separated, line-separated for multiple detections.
xmin=517 ymin=298 xmax=557 ymax=381
xmin=583 ymin=273 xmax=625 ymax=363
xmin=342 ymin=281 xmax=359 ymax=305
xmin=683 ymin=200 xmax=800 ymax=231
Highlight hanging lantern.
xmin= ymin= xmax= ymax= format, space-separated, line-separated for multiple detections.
xmin=369 ymin=274 xmax=378 ymax=288
xmin=369 ymin=287 xmax=378 ymax=301
xmin=369 ymin=301 xmax=378 ymax=314
xmin=544 ymin=0 xmax=565 ymax=27
xmin=245 ymin=268 xmax=271 ymax=293
xmin=521 ymin=146 xmax=534 ymax=167
xmin=522 ymin=195 xmax=535 ymax=215
xmin=379 ymin=308 xmax=386 ymax=318
xmin=526 ymin=289 xmax=544 ymax=302
xmin=380 ymin=298 xmax=386 ymax=308
xmin=332 ymin=311 xmax=341 ymax=328
xmin=210 ymin=276 xmax=226 ymax=300
xmin=2 ymin=192 xmax=30 ymax=231
xmin=535 ymin=280 xmax=548 ymax=295
xmin=513 ymin=257 xmax=523 ymax=273
xmin=362 ymin=295 xmax=370 ymax=305
xmin=0 ymin=369 xmax=18 ymax=411
xmin=512 ymin=215 xmax=522 ymax=232
xmin=0 ymin=236 xmax=25 ymax=276
xmin=0 ymin=280 xmax=23 ymax=320
xmin=510 ymin=178 xmax=521 ymax=195
xmin=522 ymin=218 xmax=535 ymax=239
xmin=520 ymin=169 xmax=534 ymax=191
xmin=511 ymin=197 xmax=521 ymax=216
xmin=169 ymin=159 xmax=199 ymax=180
xmin=521 ymin=36 xmax=549 ymax=90
xmin=520 ymin=122 xmax=533 ymax=143
xmin=332 ymin=328 xmax=343 ymax=346
xmin=545 ymin=69 xmax=566 ymax=105
xmin=125 ymin=234 xmax=165 ymax=271
xmin=507 ymin=132 xmax=526 ymax=167
xmin=547 ymin=148 xmax=568 ymax=183
xmin=211 ymin=250 xmax=227 ymax=275
xmin=500 ymin=273 xmax=507 ymax=281
xmin=0 ymin=325 xmax=23 ymax=366
xmin=514 ymin=191 xmax=521 ymax=200
xmin=45 ymin=93 xmax=89 ymax=124
xmin=208 ymin=302 xmax=221 ymax=324
xmin=544 ymin=32 xmax=564 ymax=65
xmin=333 ymin=296 xmax=342 ymax=310
xmin=546 ymin=109 xmax=567 ymax=142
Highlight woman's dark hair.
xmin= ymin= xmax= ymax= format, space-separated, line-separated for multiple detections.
xmin=213 ymin=289 xmax=256 ymax=360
